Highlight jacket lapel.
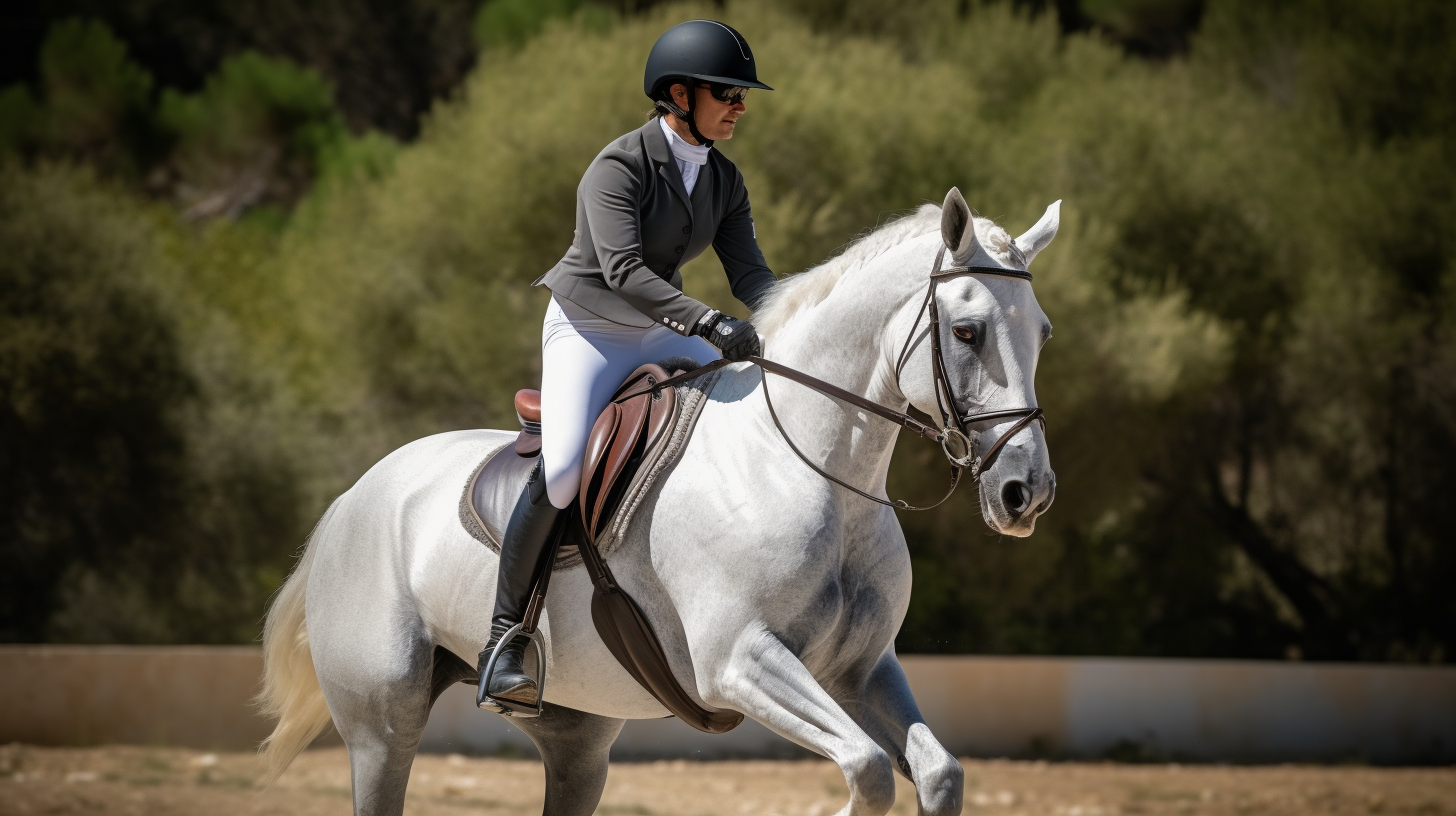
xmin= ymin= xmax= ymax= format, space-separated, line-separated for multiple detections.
xmin=642 ymin=118 xmax=693 ymax=221
xmin=690 ymin=154 xmax=715 ymax=230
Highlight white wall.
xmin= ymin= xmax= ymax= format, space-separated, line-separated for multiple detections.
xmin=3 ymin=648 xmax=1451 ymax=763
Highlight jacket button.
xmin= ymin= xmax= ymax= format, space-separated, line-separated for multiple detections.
xmin=675 ymin=246 xmax=684 ymax=254
xmin=682 ymin=226 xmax=691 ymax=234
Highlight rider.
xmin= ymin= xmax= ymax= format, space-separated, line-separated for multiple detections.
xmin=477 ymin=20 xmax=777 ymax=710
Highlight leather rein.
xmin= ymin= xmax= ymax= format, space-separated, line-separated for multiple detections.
xmin=632 ymin=245 xmax=1046 ymax=511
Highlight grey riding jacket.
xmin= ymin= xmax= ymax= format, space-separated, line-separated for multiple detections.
xmin=535 ymin=119 xmax=776 ymax=333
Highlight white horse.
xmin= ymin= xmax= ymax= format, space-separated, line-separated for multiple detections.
xmin=257 ymin=187 xmax=1060 ymax=816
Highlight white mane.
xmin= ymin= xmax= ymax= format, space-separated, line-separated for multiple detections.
xmin=754 ymin=203 xmax=1019 ymax=337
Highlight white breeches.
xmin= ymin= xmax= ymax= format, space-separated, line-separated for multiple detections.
xmin=540 ymin=296 xmax=719 ymax=509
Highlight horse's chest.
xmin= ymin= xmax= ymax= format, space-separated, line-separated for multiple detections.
xmin=785 ymin=518 xmax=912 ymax=663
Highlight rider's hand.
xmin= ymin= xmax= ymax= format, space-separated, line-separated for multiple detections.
xmin=695 ymin=311 xmax=762 ymax=363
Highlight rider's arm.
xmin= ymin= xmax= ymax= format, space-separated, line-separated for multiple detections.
xmin=581 ymin=151 xmax=711 ymax=334
xmin=712 ymin=172 xmax=777 ymax=313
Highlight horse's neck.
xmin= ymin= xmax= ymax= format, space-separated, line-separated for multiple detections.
xmin=757 ymin=240 xmax=934 ymax=496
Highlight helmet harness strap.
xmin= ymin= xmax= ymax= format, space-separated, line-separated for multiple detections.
xmin=661 ymin=80 xmax=713 ymax=148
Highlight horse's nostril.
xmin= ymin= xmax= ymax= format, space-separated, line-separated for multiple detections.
xmin=1001 ymin=481 xmax=1032 ymax=517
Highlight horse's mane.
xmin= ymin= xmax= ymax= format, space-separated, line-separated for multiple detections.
xmin=754 ymin=202 xmax=1020 ymax=337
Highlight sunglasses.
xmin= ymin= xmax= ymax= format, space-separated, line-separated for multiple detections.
xmin=697 ymin=83 xmax=749 ymax=105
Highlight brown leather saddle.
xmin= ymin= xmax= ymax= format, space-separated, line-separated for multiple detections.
xmin=466 ymin=358 xmax=741 ymax=733
xmin=510 ymin=362 xmax=680 ymax=538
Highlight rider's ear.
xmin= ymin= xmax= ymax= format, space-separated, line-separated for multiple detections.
xmin=941 ymin=187 xmax=981 ymax=263
xmin=1015 ymin=200 xmax=1061 ymax=266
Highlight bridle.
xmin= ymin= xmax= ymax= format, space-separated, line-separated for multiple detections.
xmin=763 ymin=243 xmax=1044 ymax=510
xmin=640 ymin=244 xmax=1046 ymax=511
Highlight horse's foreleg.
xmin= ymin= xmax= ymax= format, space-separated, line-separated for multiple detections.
xmin=708 ymin=631 xmax=898 ymax=816
xmin=512 ymin=703 xmax=624 ymax=816
xmin=848 ymin=652 xmax=963 ymax=816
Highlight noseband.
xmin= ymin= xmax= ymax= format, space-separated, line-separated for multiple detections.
xmin=637 ymin=245 xmax=1047 ymax=511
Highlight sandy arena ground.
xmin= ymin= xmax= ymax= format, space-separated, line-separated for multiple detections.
xmin=0 ymin=745 xmax=1451 ymax=816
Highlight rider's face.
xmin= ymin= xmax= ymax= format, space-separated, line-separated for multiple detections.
xmin=669 ymin=83 xmax=747 ymax=143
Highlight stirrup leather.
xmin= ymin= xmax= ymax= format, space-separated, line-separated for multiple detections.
xmin=480 ymin=622 xmax=548 ymax=718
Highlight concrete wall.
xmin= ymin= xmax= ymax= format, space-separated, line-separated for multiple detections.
xmin=0 ymin=646 xmax=279 ymax=749
xmin=2 ymin=647 xmax=1451 ymax=763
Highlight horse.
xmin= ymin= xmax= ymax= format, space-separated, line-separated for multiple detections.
xmin=256 ymin=187 xmax=1060 ymax=816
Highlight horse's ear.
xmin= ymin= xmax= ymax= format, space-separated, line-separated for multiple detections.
xmin=940 ymin=187 xmax=979 ymax=260
xmin=1015 ymin=200 xmax=1061 ymax=265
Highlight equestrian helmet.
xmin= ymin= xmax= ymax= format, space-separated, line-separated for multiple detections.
xmin=643 ymin=20 xmax=774 ymax=100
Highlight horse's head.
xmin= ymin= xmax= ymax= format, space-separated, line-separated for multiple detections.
xmin=896 ymin=188 xmax=1060 ymax=536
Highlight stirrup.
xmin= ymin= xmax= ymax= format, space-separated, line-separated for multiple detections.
xmin=481 ymin=622 xmax=547 ymax=719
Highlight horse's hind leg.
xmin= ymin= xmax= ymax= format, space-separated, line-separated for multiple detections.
xmin=512 ymin=704 xmax=625 ymax=816
xmin=314 ymin=631 xmax=437 ymax=816
xmin=848 ymin=651 xmax=962 ymax=816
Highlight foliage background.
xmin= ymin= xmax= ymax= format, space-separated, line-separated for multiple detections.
xmin=1 ymin=0 xmax=1451 ymax=662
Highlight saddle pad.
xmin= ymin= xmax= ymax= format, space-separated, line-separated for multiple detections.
xmin=458 ymin=361 xmax=723 ymax=568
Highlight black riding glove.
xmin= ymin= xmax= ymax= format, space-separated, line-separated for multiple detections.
xmin=694 ymin=310 xmax=762 ymax=363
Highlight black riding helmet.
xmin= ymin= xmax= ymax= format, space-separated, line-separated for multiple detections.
xmin=644 ymin=20 xmax=773 ymax=146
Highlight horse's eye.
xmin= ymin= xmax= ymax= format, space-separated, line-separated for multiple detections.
xmin=952 ymin=322 xmax=982 ymax=345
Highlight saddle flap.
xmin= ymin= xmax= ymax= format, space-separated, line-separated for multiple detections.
xmin=580 ymin=403 xmax=620 ymax=537
xmin=579 ymin=364 xmax=680 ymax=543
xmin=591 ymin=392 xmax=651 ymax=535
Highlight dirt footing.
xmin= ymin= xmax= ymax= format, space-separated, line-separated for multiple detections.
xmin=1 ymin=744 xmax=1452 ymax=815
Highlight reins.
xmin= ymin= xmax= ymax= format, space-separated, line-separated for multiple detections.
xmin=628 ymin=245 xmax=1047 ymax=511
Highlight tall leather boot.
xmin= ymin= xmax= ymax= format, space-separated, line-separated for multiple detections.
xmin=476 ymin=460 xmax=560 ymax=710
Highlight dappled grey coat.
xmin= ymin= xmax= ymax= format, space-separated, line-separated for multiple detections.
xmin=535 ymin=118 xmax=775 ymax=333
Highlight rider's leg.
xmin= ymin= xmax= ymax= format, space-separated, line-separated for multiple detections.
xmin=538 ymin=297 xmax=654 ymax=508
xmin=477 ymin=297 xmax=645 ymax=708
xmin=476 ymin=459 xmax=560 ymax=707
xmin=847 ymin=651 xmax=963 ymax=816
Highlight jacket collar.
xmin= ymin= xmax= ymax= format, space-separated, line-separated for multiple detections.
xmin=641 ymin=117 xmax=673 ymax=166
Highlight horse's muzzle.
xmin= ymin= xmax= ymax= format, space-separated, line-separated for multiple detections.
xmin=978 ymin=432 xmax=1055 ymax=536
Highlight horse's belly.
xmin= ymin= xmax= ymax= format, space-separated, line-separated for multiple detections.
xmin=416 ymin=546 xmax=669 ymax=720
xmin=534 ymin=569 xmax=674 ymax=720
xmin=421 ymin=555 xmax=673 ymax=720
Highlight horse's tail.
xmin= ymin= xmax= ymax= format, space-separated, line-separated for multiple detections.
xmin=255 ymin=499 xmax=338 ymax=786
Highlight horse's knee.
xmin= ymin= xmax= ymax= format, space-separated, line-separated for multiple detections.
xmin=841 ymin=744 xmax=896 ymax=815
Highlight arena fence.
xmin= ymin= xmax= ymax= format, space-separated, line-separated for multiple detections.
xmin=1 ymin=646 xmax=1450 ymax=763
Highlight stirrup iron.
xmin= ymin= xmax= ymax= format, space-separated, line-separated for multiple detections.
xmin=480 ymin=622 xmax=548 ymax=719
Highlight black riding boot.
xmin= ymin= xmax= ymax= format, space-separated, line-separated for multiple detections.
xmin=476 ymin=460 xmax=560 ymax=710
